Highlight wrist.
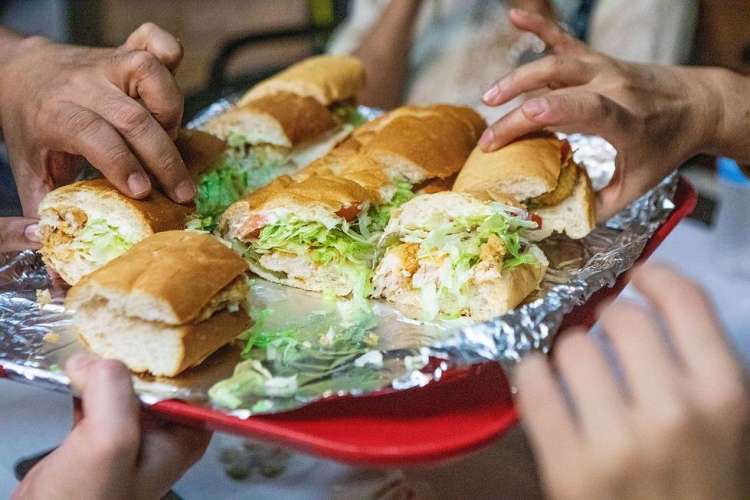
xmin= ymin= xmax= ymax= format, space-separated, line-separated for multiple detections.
xmin=675 ymin=67 xmax=727 ymax=158
xmin=0 ymin=33 xmax=50 ymax=123
xmin=702 ymin=68 xmax=750 ymax=162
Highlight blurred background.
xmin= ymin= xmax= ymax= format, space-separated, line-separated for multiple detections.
xmin=1 ymin=2 xmax=749 ymax=499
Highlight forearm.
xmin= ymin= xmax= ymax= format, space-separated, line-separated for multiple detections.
xmin=0 ymin=27 xmax=31 ymax=129
xmin=700 ymin=68 xmax=750 ymax=164
xmin=353 ymin=0 xmax=423 ymax=109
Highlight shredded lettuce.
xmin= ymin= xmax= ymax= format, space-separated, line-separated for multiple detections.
xmin=195 ymin=147 xmax=296 ymax=231
xmin=68 ymin=219 xmax=136 ymax=264
xmin=361 ymin=179 xmax=414 ymax=235
xmin=393 ymin=205 xmax=539 ymax=319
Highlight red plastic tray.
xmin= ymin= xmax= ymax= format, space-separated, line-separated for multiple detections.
xmin=3 ymin=178 xmax=698 ymax=466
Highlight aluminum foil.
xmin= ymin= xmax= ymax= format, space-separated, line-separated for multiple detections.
xmin=0 ymin=104 xmax=679 ymax=418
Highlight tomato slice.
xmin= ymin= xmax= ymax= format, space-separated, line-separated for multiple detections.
xmin=560 ymin=140 xmax=572 ymax=163
xmin=530 ymin=213 xmax=543 ymax=229
xmin=336 ymin=203 xmax=361 ymax=221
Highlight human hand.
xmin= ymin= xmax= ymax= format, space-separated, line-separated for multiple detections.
xmin=516 ymin=264 xmax=749 ymax=500
xmin=480 ymin=10 xmax=721 ymax=220
xmin=0 ymin=217 xmax=40 ymax=253
xmin=13 ymin=354 xmax=211 ymax=500
xmin=0 ymin=23 xmax=194 ymax=218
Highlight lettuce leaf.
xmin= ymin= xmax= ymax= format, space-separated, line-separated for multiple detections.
xmin=68 ymin=219 xmax=136 ymax=264
xmin=332 ymin=103 xmax=367 ymax=127
xmin=363 ymin=179 xmax=414 ymax=235
xmin=195 ymin=147 xmax=296 ymax=231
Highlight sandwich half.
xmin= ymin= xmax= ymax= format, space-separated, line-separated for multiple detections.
xmin=200 ymin=55 xmax=366 ymax=187
xmin=39 ymin=179 xmax=191 ymax=285
xmin=219 ymin=105 xmax=485 ymax=298
xmin=372 ymin=192 xmax=548 ymax=321
xmin=453 ymin=133 xmax=596 ymax=240
xmin=65 ymin=230 xmax=250 ymax=377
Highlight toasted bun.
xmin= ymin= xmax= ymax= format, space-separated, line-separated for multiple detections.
xmin=65 ymin=230 xmax=248 ymax=325
xmin=528 ymin=168 xmax=596 ymax=240
xmin=361 ymin=111 xmax=478 ymax=182
xmin=175 ymin=129 xmax=227 ymax=179
xmin=239 ymin=55 xmax=365 ymax=107
xmin=201 ymin=92 xmax=337 ymax=147
xmin=428 ymin=104 xmax=486 ymax=141
xmin=39 ymin=179 xmax=191 ymax=285
xmin=75 ymin=306 xmax=249 ymax=377
xmin=454 ymin=134 xmax=564 ymax=201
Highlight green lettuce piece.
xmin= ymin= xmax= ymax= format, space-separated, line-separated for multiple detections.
xmin=332 ymin=103 xmax=367 ymax=127
xmin=68 ymin=219 xmax=136 ymax=264
xmin=363 ymin=179 xmax=414 ymax=235
xmin=195 ymin=146 xmax=296 ymax=231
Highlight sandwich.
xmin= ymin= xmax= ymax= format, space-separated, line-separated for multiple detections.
xmin=372 ymin=192 xmax=548 ymax=321
xmin=65 ymin=230 xmax=250 ymax=377
xmin=39 ymin=179 xmax=191 ymax=285
xmin=199 ymin=55 xmax=366 ymax=195
xmin=453 ymin=133 xmax=595 ymax=240
xmin=219 ymin=105 xmax=485 ymax=298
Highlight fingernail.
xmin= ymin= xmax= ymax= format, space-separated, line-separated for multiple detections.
xmin=24 ymin=223 xmax=40 ymax=243
xmin=483 ymin=84 xmax=500 ymax=102
xmin=522 ymin=98 xmax=549 ymax=118
xmin=127 ymin=173 xmax=151 ymax=197
xmin=479 ymin=128 xmax=496 ymax=148
xmin=175 ymin=179 xmax=196 ymax=203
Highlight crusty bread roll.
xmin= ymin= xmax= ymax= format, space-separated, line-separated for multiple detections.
xmin=453 ymin=134 xmax=595 ymax=240
xmin=201 ymin=93 xmax=337 ymax=148
xmin=372 ymin=192 xmax=548 ymax=321
xmin=175 ymin=129 xmax=228 ymax=179
xmin=39 ymin=179 xmax=191 ymax=285
xmin=66 ymin=231 xmax=250 ymax=377
xmin=238 ymin=55 xmax=365 ymax=107
xmin=218 ymin=105 xmax=484 ymax=297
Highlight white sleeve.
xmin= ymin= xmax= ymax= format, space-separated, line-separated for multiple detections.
xmin=588 ymin=0 xmax=699 ymax=64
xmin=326 ymin=0 xmax=391 ymax=55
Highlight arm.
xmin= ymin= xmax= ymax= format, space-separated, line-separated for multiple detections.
xmin=480 ymin=9 xmax=750 ymax=220
xmin=352 ymin=0 xmax=424 ymax=109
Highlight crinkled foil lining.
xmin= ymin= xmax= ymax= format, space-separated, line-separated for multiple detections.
xmin=0 ymin=103 xmax=678 ymax=417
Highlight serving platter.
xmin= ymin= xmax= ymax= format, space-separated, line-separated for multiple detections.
xmin=0 ymin=178 xmax=694 ymax=466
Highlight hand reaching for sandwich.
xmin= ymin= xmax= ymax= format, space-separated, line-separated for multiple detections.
xmin=516 ymin=264 xmax=750 ymax=500
xmin=12 ymin=354 xmax=211 ymax=500
xmin=479 ymin=9 xmax=735 ymax=221
xmin=0 ymin=22 xmax=195 ymax=220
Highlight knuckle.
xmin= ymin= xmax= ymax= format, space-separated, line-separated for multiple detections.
xmin=112 ymin=103 xmax=152 ymax=136
xmin=157 ymin=152 xmax=185 ymax=179
xmin=138 ymin=21 xmax=158 ymax=35
xmin=63 ymin=108 xmax=103 ymax=137
xmin=130 ymin=50 xmax=160 ymax=77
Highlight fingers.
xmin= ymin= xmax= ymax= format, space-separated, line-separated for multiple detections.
xmin=65 ymin=354 xmax=141 ymax=465
xmin=123 ymin=22 xmax=183 ymax=73
xmin=516 ymin=352 xmax=579 ymax=466
xmin=554 ymin=331 xmax=631 ymax=444
xmin=479 ymin=90 xmax=629 ymax=151
xmin=630 ymin=264 xmax=741 ymax=380
xmin=600 ymin=300 xmax=682 ymax=411
xmin=48 ymin=101 xmax=153 ymax=198
xmin=0 ymin=217 xmax=41 ymax=252
xmin=508 ymin=8 xmax=585 ymax=54
xmin=137 ymin=418 xmax=211 ymax=497
xmin=111 ymin=49 xmax=184 ymax=139
xmin=87 ymin=90 xmax=193 ymax=202
xmin=483 ymin=54 xmax=594 ymax=107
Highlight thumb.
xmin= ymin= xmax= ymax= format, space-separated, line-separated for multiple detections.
xmin=0 ymin=217 xmax=41 ymax=253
